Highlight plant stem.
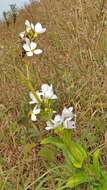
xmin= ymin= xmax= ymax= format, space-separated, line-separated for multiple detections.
xmin=27 ymin=80 xmax=41 ymax=104
xmin=26 ymin=63 xmax=30 ymax=80
xmin=25 ymin=63 xmax=41 ymax=104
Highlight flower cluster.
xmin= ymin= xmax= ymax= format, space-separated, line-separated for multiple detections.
xmin=19 ymin=20 xmax=46 ymax=56
xmin=19 ymin=20 xmax=76 ymax=131
xmin=29 ymin=84 xmax=57 ymax=121
xmin=29 ymin=84 xmax=76 ymax=130
xmin=46 ymin=107 xmax=76 ymax=130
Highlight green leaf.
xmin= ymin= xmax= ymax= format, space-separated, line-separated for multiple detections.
xmin=38 ymin=146 xmax=56 ymax=161
xmin=41 ymin=137 xmax=73 ymax=167
xmin=63 ymin=129 xmax=72 ymax=143
xmin=66 ymin=172 xmax=89 ymax=188
xmin=100 ymin=171 xmax=107 ymax=190
xmin=23 ymin=143 xmax=36 ymax=159
xmin=40 ymin=108 xmax=54 ymax=121
xmin=92 ymin=149 xmax=101 ymax=177
xmin=41 ymin=137 xmax=87 ymax=168
xmin=41 ymin=137 xmax=65 ymax=150
xmin=92 ymin=185 xmax=103 ymax=190
xmin=66 ymin=141 xmax=87 ymax=168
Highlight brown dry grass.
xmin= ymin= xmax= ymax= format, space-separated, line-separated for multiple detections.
xmin=0 ymin=0 xmax=107 ymax=189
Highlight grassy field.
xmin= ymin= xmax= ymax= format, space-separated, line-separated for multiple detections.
xmin=0 ymin=0 xmax=107 ymax=189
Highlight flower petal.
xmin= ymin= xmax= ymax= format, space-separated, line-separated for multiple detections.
xmin=26 ymin=27 xmax=31 ymax=33
xmin=40 ymin=84 xmax=57 ymax=99
xmin=25 ymin=20 xmax=32 ymax=32
xmin=19 ymin=31 xmax=25 ymax=38
xmin=30 ymin=42 xmax=37 ymax=50
xmin=34 ymin=49 xmax=43 ymax=55
xmin=31 ymin=23 xmax=35 ymax=30
xmin=31 ymin=113 xmax=37 ymax=121
xmin=64 ymin=118 xmax=76 ymax=129
xmin=35 ymin=23 xmax=46 ymax=34
xmin=29 ymin=92 xmax=37 ymax=104
xmin=26 ymin=51 xmax=33 ymax=56
xmin=25 ymin=20 xmax=30 ymax=27
xmin=24 ymin=38 xmax=30 ymax=44
xmin=45 ymin=121 xmax=56 ymax=130
xmin=68 ymin=107 xmax=73 ymax=112
xmin=51 ymin=94 xmax=58 ymax=99
xmin=62 ymin=107 xmax=73 ymax=119
xmin=41 ymin=84 xmax=49 ymax=92
xmin=23 ymin=43 xmax=30 ymax=52
xmin=54 ymin=114 xmax=63 ymax=124
xmin=33 ymin=106 xmax=41 ymax=115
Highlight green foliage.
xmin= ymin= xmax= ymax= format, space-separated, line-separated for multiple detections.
xmin=23 ymin=143 xmax=36 ymax=159
xmin=38 ymin=146 xmax=57 ymax=161
xmin=42 ymin=136 xmax=65 ymax=150
xmin=92 ymin=149 xmax=101 ymax=177
xmin=41 ymin=134 xmax=87 ymax=169
xmin=65 ymin=141 xmax=87 ymax=168
xmin=40 ymin=107 xmax=54 ymax=121
xmin=41 ymin=135 xmax=107 ymax=189
xmin=101 ymin=171 xmax=107 ymax=190
xmin=66 ymin=172 xmax=89 ymax=188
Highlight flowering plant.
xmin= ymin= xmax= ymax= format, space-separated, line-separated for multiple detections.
xmin=18 ymin=20 xmax=107 ymax=190
xmin=19 ymin=20 xmax=46 ymax=57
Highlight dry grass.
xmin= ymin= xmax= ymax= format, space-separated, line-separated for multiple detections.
xmin=0 ymin=0 xmax=107 ymax=189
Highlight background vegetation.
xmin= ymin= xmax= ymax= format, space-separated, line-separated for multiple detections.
xmin=0 ymin=0 xmax=107 ymax=189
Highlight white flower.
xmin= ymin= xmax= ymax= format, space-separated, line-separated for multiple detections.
xmin=34 ymin=23 xmax=46 ymax=34
xmin=25 ymin=20 xmax=30 ymax=27
xmin=20 ymin=35 xmax=30 ymax=44
xmin=63 ymin=118 xmax=76 ymax=129
xmin=23 ymin=41 xmax=42 ymax=56
xmin=62 ymin=107 xmax=76 ymax=129
xmin=24 ymin=37 xmax=31 ymax=44
xmin=45 ymin=114 xmax=63 ymax=130
xmin=40 ymin=84 xmax=57 ymax=100
xmin=62 ymin=107 xmax=73 ymax=119
xmin=29 ymin=91 xmax=42 ymax=104
xmin=25 ymin=20 xmax=46 ymax=34
xmin=25 ymin=20 xmax=33 ymax=33
xmin=19 ymin=31 xmax=25 ymax=39
xmin=31 ymin=106 xmax=41 ymax=121
xmin=46 ymin=106 xmax=76 ymax=130
xmin=29 ymin=84 xmax=57 ymax=104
